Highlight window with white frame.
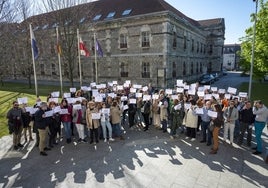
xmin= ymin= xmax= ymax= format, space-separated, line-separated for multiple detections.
xmin=141 ymin=31 xmax=150 ymax=47
xmin=142 ymin=62 xmax=150 ymax=78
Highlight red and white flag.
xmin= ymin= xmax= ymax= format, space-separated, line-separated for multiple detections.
xmin=79 ymin=38 xmax=90 ymax=57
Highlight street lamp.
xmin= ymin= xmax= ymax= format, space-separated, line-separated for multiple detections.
xmin=248 ymin=0 xmax=258 ymax=99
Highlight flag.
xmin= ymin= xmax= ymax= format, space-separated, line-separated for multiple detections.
xmin=56 ymin=27 xmax=62 ymax=55
xmin=79 ymin=38 xmax=90 ymax=57
xmin=30 ymin=26 xmax=38 ymax=60
xmin=95 ymin=39 xmax=103 ymax=57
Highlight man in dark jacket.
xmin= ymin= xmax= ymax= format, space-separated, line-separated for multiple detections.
xmin=6 ymin=101 xmax=24 ymax=150
xmin=35 ymin=102 xmax=49 ymax=156
xmin=237 ymin=101 xmax=255 ymax=147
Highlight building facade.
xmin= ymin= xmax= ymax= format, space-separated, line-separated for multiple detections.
xmin=7 ymin=0 xmax=225 ymax=88
xmin=223 ymin=44 xmax=241 ymax=71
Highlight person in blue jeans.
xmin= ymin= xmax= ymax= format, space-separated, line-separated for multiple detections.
xmin=252 ymin=100 xmax=268 ymax=155
xmin=200 ymin=101 xmax=212 ymax=146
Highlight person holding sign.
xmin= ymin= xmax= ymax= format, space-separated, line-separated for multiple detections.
xmin=185 ymin=100 xmax=198 ymax=141
xmin=34 ymin=102 xmax=50 ymax=156
xmin=60 ymin=99 xmax=73 ymax=144
xmin=100 ymin=103 xmax=114 ymax=142
xmin=86 ymin=101 xmax=100 ymax=144
xmin=200 ymin=101 xmax=213 ymax=146
xmin=21 ymin=103 xmax=34 ymax=142
xmin=110 ymin=100 xmax=124 ymax=140
xmin=252 ymin=100 xmax=268 ymax=155
xmin=72 ymin=101 xmax=86 ymax=143
xmin=223 ymin=100 xmax=239 ymax=147
xmin=6 ymin=101 xmax=24 ymax=150
xmin=210 ymin=104 xmax=224 ymax=154
xmin=170 ymin=96 xmax=185 ymax=139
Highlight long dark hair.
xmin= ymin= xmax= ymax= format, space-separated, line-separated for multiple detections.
xmin=214 ymin=104 xmax=222 ymax=112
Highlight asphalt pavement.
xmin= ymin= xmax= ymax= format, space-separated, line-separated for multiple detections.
xmin=1 ymin=72 xmax=268 ymax=188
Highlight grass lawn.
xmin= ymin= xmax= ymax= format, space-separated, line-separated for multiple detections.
xmin=0 ymin=82 xmax=69 ymax=138
xmin=239 ymin=82 xmax=268 ymax=105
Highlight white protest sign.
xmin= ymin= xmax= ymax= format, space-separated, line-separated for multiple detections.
xmin=133 ymin=84 xmax=142 ymax=89
xmin=18 ymin=97 xmax=28 ymax=104
xmin=174 ymin=104 xmax=181 ymax=110
xmin=142 ymin=86 xmax=148 ymax=92
xmin=227 ymin=87 xmax=237 ymax=94
xmin=112 ymin=81 xmax=118 ymax=85
xmin=177 ymin=88 xmax=184 ymax=93
xmin=92 ymin=89 xmax=99 ymax=97
xmin=224 ymin=93 xmax=231 ymax=99
xmin=25 ymin=107 xmax=33 ymax=113
xmin=101 ymin=108 xmax=110 ymax=114
xmin=108 ymin=93 xmax=116 ymax=98
xmin=136 ymin=93 xmax=143 ymax=98
xmin=211 ymin=87 xmax=218 ymax=92
xmin=171 ymin=95 xmax=178 ymax=100
xmin=53 ymin=106 xmax=61 ymax=113
xmin=184 ymin=85 xmax=190 ymax=90
xmin=94 ymin=96 xmax=103 ymax=103
xmin=121 ymin=96 xmax=128 ymax=101
xmin=51 ymin=91 xmax=60 ymax=98
xmin=73 ymin=104 xmax=82 ymax=110
xmin=152 ymin=94 xmax=159 ymax=100
xmin=204 ymin=85 xmax=211 ymax=90
xmin=130 ymin=88 xmax=137 ymax=93
xmin=70 ymin=88 xmax=76 ymax=93
xmin=92 ymin=113 xmax=101 ymax=119
xmin=197 ymin=91 xmax=205 ymax=97
xmin=129 ymin=99 xmax=137 ymax=104
xmin=218 ymin=89 xmax=226 ymax=94
xmin=123 ymin=83 xmax=130 ymax=88
xmin=123 ymin=105 xmax=129 ymax=110
xmin=117 ymin=85 xmax=124 ymax=90
xmin=45 ymin=110 xmax=54 ymax=117
xmin=165 ymin=89 xmax=173 ymax=95
xmin=184 ymin=103 xmax=191 ymax=110
xmin=188 ymin=89 xmax=196 ymax=96
xmin=204 ymin=94 xmax=212 ymax=100
xmin=66 ymin=98 xmax=75 ymax=104
xmin=208 ymin=110 xmax=217 ymax=118
xmin=143 ymin=95 xmax=151 ymax=101
xmin=60 ymin=108 xmax=69 ymax=114
xmin=212 ymin=93 xmax=220 ymax=100
xmin=90 ymin=82 xmax=96 ymax=87
xmin=239 ymin=92 xmax=248 ymax=98
xmin=176 ymin=79 xmax=184 ymax=87
xmin=63 ymin=93 xmax=71 ymax=98
xmin=48 ymin=98 xmax=59 ymax=103
xmin=31 ymin=108 xmax=39 ymax=115
xmin=195 ymin=108 xmax=204 ymax=114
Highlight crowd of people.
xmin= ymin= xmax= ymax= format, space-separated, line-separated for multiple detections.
xmin=6 ymin=81 xmax=268 ymax=159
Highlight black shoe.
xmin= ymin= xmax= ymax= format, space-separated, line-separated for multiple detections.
xmin=253 ymin=151 xmax=262 ymax=155
xmin=13 ymin=146 xmax=18 ymax=150
xmin=89 ymin=141 xmax=93 ymax=144
xmin=96 ymin=140 xmax=99 ymax=143
xmin=163 ymin=130 xmax=167 ymax=133
xmin=66 ymin=138 xmax=71 ymax=144
xmin=207 ymin=143 xmax=212 ymax=146
xmin=40 ymin=152 xmax=48 ymax=156
xmin=78 ymin=138 xmax=82 ymax=142
xmin=17 ymin=143 xmax=24 ymax=147
xmin=49 ymin=145 xmax=54 ymax=148
xmin=200 ymin=140 xmax=206 ymax=143
xmin=252 ymin=147 xmax=257 ymax=150
xmin=143 ymin=128 xmax=148 ymax=131
xmin=44 ymin=147 xmax=51 ymax=151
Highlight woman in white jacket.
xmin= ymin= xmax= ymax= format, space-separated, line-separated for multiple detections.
xmin=185 ymin=100 xmax=198 ymax=141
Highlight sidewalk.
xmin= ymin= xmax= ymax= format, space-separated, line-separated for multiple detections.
xmin=0 ymin=125 xmax=268 ymax=188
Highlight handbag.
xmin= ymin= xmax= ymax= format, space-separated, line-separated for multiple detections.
xmin=209 ymin=121 xmax=215 ymax=132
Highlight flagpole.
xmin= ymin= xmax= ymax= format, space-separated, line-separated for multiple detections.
xmin=56 ymin=27 xmax=63 ymax=96
xmin=29 ymin=24 xmax=38 ymax=97
xmin=94 ymin=32 xmax=98 ymax=83
xmin=77 ymin=29 xmax=82 ymax=87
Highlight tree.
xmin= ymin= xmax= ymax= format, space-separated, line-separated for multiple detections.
xmin=240 ymin=0 xmax=268 ymax=79
xmin=39 ymin=0 xmax=93 ymax=86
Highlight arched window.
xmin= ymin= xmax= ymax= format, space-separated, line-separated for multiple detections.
xmin=142 ymin=62 xmax=150 ymax=78
xmin=120 ymin=62 xmax=128 ymax=77
xmin=173 ymin=32 xmax=177 ymax=48
xmin=172 ymin=62 xmax=176 ymax=78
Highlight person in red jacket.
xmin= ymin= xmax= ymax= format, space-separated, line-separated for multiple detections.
xmin=60 ymin=99 xmax=72 ymax=143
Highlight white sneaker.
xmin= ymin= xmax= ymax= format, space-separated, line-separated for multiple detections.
xmin=104 ymin=139 xmax=107 ymax=142
xmin=109 ymin=138 xmax=115 ymax=141
xmin=185 ymin=137 xmax=189 ymax=139
xmin=190 ymin=138 xmax=196 ymax=141
xmin=170 ymin=135 xmax=174 ymax=139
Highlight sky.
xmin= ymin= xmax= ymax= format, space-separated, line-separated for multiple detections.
xmin=165 ymin=0 xmax=258 ymax=44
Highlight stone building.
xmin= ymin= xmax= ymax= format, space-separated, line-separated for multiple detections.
xmin=223 ymin=44 xmax=241 ymax=71
xmin=10 ymin=0 xmax=225 ymax=88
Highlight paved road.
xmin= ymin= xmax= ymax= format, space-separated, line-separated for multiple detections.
xmin=211 ymin=71 xmax=249 ymax=90
xmin=1 ymin=72 xmax=268 ymax=188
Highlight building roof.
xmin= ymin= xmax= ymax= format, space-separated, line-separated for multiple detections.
xmin=20 ymin=0 xmax=222 ymax=31
xmin=198 ymin=18 xmax=224 ymax=27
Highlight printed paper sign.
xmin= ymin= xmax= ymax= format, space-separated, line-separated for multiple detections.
xmin=31 ymin=108 xmax=39 ymax=115
xmin=218 ymin=89 xmax=226 ymax=94
xmin=51 ymin=91 xmax=60 ymax=98
xmin=94 ymin=96 xmax=103 ymax=103
xmin=224 ymin=94 xmax=231 ymax=99
xmin=177 ymin=88 xmax=184 ymax=93
xmin=129 ymin=99 xmax=137 ymax=104
xmin=92 ymin=113 xmax=101 ymax=119
xmin=171 ymin=95 xmax=178 ymax=100
xmin=136 ymin=93 xmax=143 ymax=98
xmin=227 ymin=87 xmax=237 ymax=94
xmin=197 ymin=91 xmax=205 ymax=97
xmin=152 ymin=94 xmax=159 ymax=100
xmin=142 ymin=86 xmax=148 ymax=91
xmin=101 ymin=108 xmax=110 ymax=114
xmin=60 ymin=108 xmax=69 ymax=114
xmin=123 ymin=83 xmax=130 ymax=88
xmin=121 ymin=96 xmax=128 ymax=101
xmin=112 ymin=81 xmax=118 ymax=85
xmin=123 ymin=105 xmax=129 ymax=110
xmin=66 ymin=98 xmax=75 ymax=104
xmin=184 ymin=103 xmax=191 ymax=110
xmin=90 ymin=82 xmax=96 ymax=87
xmin=92 ymin=89 xmax=99 ymax=97
xmin=204 ymin=85 xmax=210 ymax=90
xmin=53 ymin=106 xmax=61 ymax=113
xmin=239 ymin=92 xmax=247 ymax=98
xmin=117 ymin=85 xmax=124 ymax=90
xmin=125 ymin=80 xmax=131 ymax=85
xmin=73 ymin=104 xmax=82 ymax=110
xmin=64 ymin=93 xmax=71 ymax=98
xmin=174 ymin=104 xmax=181 ymax=110
xmin=176 ymin=79 xmax=184 ymax=87
xmin=143 ymin=95 xmax=151 ymax=101
xmin=195 ymin=108 xmax=204 ymax=114
xmin=108 ymin=93 xmax=116 ymax=98
xmin=211 ymin=87 xmax=218 ymax=92
xmin=130 ymin=88 xmax=137 ymax=93
xmin=45 ymin=110 xmax=54 ymax=117
xmin=212 ymin=93 xmax=220 ymax=100
xmin=25 ymin=107 xmax=33 ymax=113
xmin=48 ymin=98 xmax=59 ymax=103
xmin=184 ymin=85 xmax=190 ymax=90
xmin=188 ymin=89 xmax=196 ymax=96
xmin=133 ymin=84 xmax=142 ymax=89
xmin=198 ymin=87 xmax=204 ymax=91
xmin=165 ymin=89 xmax=173 ymax=95
xmin=208 ymin=110 xmax=217 ymax=118
xmin=70 ymin=88 xmax=76 ymax=93
xmin=18 ymin=97 xmax=28 ymax=104
xmin=204 ymin=94 xmax=212 ymax=100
